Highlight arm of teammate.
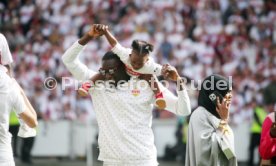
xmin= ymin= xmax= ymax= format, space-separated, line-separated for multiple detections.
xmin=95 ymin=24 xmax=130 ymax=64
xmin=62 ymin=25 xmax=100 ymax=81
xmin=160 ymin=65 xmax=191 ymax=116
xmin=11 ymin=80 xmax=37 ymax=128
xmin=98 ymin=24 xmax=117 ymax=47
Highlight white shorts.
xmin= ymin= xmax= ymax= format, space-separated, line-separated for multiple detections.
xmin=0 ymin=160 xmax=15 ymax=166
xmin=103 ymin=160 xmax=158 ymax=166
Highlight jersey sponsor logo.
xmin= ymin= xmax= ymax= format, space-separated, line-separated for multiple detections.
xmin=131 ymin=89 xmax=140 ymax=96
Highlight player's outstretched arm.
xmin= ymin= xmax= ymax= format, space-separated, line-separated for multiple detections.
xmin=93 ymin=24 xmax=118 ymax=47
xmin=62 ymin=25 xmax=101 ymax=81
xmin=161 ymin=65 xmax=191 ymax=116
xmin=94 ymin=24 xmax=130 ymax=64
xmin=19 ymin=89 xmax=38 ymax=128
xmin=78 ymin=24 xmax=103 ymax=45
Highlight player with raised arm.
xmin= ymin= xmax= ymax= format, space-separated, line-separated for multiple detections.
xmin=78 ymin=24 xmax=167 ymax=109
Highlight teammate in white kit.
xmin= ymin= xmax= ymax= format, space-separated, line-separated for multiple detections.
xmin=0 ymin=72 xmax=37 ymax=166
xmin=0 ymin=33 xmax=36 ymax=165
xmin=0 ymin=33 xmax=13 ymax=75
xmin=62 ymin=24 xmax=191 ymax=166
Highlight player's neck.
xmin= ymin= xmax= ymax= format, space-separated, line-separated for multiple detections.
xmin=116 ymin=73 xmax=131 ymax=86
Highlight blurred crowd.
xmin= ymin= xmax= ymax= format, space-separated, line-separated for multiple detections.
xmin=0 ymin=0 xmax=276 ymax=123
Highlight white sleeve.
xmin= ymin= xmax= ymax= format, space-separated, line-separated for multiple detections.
xmin=10 ymin=89 xmax=37 ymax=138
xmin=0 ymin=34 xmax=13 ymax=65
xmin=11 ymin=89 xmax=26 ymax=115
xmin=137 ymin=58 xmax=162 ymax=76
xmin=111 ymin=43 xmax=131 ymax=65
xmin=18 ymin=122 xmax=37 ymax=138
xmin=62 ymin=41 xmax=97 ymax=81
xmin=160 ymin=84 xmax=191 ymax=116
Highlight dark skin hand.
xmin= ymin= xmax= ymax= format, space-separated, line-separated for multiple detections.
xmin=216 ymin=92 xmax=232 ymax=121
xmin=78 ymin=24 xmax=130 ymax=86
xmin=161 ymin=64 xmax=185 ymax=91
xmin=78 ymin=24 xmax=104 ymax=45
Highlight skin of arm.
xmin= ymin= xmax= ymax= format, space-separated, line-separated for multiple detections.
xmin=161 ymin=65 xmax=191 ymax=116
xmin=96 ymin=25 xmax=118 ymax=47
xmin=62 ymin=25 xmax=103 ymax=81
xmin=162 ymin=64 xmax=185 ymax=91
xmin=13 ymin=80 xmax=38 ymax=128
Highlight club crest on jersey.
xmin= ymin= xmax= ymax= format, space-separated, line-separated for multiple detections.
xmin=139 ymin=81 xmax=147 ymax=88
xmin=131 ymin=89 xmax=140 ymax=96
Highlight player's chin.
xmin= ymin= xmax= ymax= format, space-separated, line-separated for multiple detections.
xmin=133 ymin=64 xmax=143 ymax=70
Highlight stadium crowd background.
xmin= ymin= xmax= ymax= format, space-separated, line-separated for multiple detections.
xmin=0 ymin=0 xmax=275 ymax=126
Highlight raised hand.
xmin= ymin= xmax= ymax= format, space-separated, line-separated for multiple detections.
xmin=87 ymin=24 xmax=108 ymax=38
xmin=79 ymin=24 xmax=109 ymax=45
xmin=161 ymin=64 xmax=180 ymax=81
xmin=95 ymin=24 xmax=108 ymax=33
xmin=216 ymin=96 xmax=230 ymax=121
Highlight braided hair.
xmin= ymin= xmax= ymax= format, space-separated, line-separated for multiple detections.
xmin=131 ymin=40 xmax=154 ymax=56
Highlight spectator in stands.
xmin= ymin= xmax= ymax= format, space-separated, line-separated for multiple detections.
xmin=263 ymin=75 xmax=276 ymax=106
xmin=157 ymin=33 xmax=174 ymax=64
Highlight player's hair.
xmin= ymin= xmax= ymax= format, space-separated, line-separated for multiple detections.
xmin=131 ymin=40 xmax=154 ymax=56
xmin=102 ymin=51 xmax=124 ymax=66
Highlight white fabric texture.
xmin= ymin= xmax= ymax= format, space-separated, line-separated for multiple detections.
xmin=0 ymin=73 xmax=25 ymax=162
xmin=17 ymin=122 xmax=36 ymax=138
xmin=0 ymin=33 xmax=13 ymax=73
xmin=103 ymin=159 xmax=158 ymax=166
xmin=0 ymin=160 xmax=15 ymax=166
xmin=10 ymin=79 xmax=36 ymax=138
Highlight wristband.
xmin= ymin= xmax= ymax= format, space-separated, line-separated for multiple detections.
xmin=218 ymin=119 xmax=229 ymax=135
